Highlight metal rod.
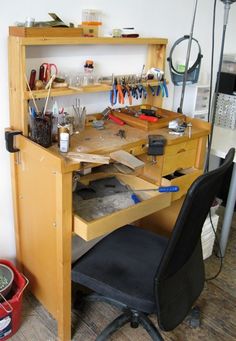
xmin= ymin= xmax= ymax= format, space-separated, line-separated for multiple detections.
xmin=178 ymin=0 xmax=199 ymax=114
xmin=205 ymin=0 xmax=231 ymax=171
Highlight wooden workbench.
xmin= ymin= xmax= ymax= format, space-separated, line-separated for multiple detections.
xmin=10 ymin=118 xmax=210 ymax=340
xmin=7 ymin=30 xmax=210 ymax=341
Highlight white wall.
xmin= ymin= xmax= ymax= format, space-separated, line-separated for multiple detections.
xmin=1 ymin=0 xmax=236 ymax=261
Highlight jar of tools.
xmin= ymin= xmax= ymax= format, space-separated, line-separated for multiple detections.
xmin=30 ymin=113 xmax=52 ymax=148
xmin=73 ymin=99 xmax=86 ymax=134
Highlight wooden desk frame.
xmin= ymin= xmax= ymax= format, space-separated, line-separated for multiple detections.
xmin=8 ymin=32 xmax=210 ymax=341
xmin=10 ymin=121 xmax=209 ymax=341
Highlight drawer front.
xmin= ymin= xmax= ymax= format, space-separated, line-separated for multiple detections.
xmin=73 ymin=174 xmax=171 ymax=241
xmin=164 ymin=140 xmax=198 ymax=156
xmin=162 ymin=140 xmax=198 ymax=175
xmin=163 ymin=169 xmax=202 ymax=201
xmin=195 ymin=100 xmax=208 ymax=112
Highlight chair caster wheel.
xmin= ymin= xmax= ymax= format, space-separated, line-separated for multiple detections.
xmin=186 ymin=306 xmax=201 ymax=328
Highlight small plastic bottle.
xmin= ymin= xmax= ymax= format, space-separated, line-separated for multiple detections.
xmin=60 ymin=132 xmax=70 ymax=153
xmin=83 ymin=60 xmax=95 ymax=85
xmin=84 ymin=60 xmax=94 ymax=73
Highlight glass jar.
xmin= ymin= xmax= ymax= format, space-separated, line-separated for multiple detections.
xmin=83 ymin=60 xmax=95 ymax=86
xmin=82 ymin=9 xmax=102 ymax=26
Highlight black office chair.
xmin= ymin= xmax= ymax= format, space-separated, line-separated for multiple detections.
xmin=72 ymin=148 xmax=235 ymax=341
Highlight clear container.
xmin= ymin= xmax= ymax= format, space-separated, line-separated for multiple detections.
xmin=82 ymin=60 xmax=95 ymax=86
xmin=82 ymin=9 xmax=102 ymax=26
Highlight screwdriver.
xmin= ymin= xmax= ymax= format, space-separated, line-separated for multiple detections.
xmin=132 ymin=186 xmax=179 ymax=193
xmin=130 ymin=186 xmax=179 ymax=204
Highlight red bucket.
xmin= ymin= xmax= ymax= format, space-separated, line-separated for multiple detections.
xmin=0 ymin=260 xmax=28 ymax=340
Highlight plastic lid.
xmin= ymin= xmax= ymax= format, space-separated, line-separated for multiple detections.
xmin=85 ymin=60 xmax=94 ymax=65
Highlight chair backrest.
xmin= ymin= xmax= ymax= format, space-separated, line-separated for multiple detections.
xmin=154 ymin=148 xmax=235 ymax=331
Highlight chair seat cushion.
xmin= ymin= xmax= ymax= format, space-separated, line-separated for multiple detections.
xmin=72 ymin=225 xmax=168 ymax=313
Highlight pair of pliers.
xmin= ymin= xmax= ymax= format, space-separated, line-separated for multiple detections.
xmin=138 ymin=84 xmax=147 ymax=99
xmin=125 ymin=85 xmax=132 ymax=105
xmin=156 ymin=83 xmax=164 ymax=97
xmin=163 ymin=79 xmax=169 ymax=97
xmin=110 ymin=78 xmax=117 ymax=106
xmin=148 ymin=84 xmax=155 ymax=96
xmin=131 ymin=86 xmax=139 ymax=100
xmin=116 ymin=80 xmax=124 ymax=105
xmin=156 ymin=79 xmax=169 ymax=97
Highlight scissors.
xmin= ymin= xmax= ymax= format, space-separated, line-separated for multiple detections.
xmin=39 ymin=63 xmax=58 ymax=82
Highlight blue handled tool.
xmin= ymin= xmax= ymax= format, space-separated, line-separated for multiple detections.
xmin=163 ymin=79 xmax=169 ymax=97
xmin=110 ymin=76 xmax=117 ymax=106
xmin=148 ymin=84 xmax=155 ymax=96
xmin=133 ymin=186 xmax=179 ymax=192
xmin=130 ymin=186 xmax=179 ymax=205
xmin=131 ymin=193 xmax=141 ymax=204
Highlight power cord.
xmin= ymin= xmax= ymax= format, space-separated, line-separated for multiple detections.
xmin=205 ymin=210 xmax=223 ymax=281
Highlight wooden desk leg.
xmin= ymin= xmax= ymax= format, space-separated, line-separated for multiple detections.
xmin=56 ymin=172 xmax=72 ymax=341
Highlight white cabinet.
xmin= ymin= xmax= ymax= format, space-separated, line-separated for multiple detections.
xmin=173 ymin=84 xmax=210 ymax=120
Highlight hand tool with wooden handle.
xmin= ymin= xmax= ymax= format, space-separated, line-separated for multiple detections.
xmin=101 ymin=107 xmax=125 ymax=126
xmin=108 ymin=113 xmax=125 ymax=125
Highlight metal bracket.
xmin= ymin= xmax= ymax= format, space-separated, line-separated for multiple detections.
xmin=5 ymin=130 xmax=22 ymax=153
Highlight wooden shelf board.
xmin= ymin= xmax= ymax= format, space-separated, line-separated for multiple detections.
xmin=16 ymin=36 xmax=168 ymax=46
xmin=24 ymin=84 xmax=112 ymax=99
xmin=24 ymin=80 xmax=161 ymax=99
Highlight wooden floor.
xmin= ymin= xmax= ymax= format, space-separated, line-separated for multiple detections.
xmin=11 ymin=207 xmax=236 ymax=341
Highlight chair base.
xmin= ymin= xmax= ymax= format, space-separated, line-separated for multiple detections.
xmin=82 ymin=293 xmax=164 ymax=341
xmin=185 ymin=306 xmax=201 ymax=328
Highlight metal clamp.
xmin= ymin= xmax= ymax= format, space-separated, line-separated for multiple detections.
xmin=5 ymin=130 xmax=22 ymax=153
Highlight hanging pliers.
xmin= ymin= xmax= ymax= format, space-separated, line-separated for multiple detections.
xmin=116 ymin=79 xmax=125 ymax=105
xmin=110 ymin=75 xmax=118 ymax=106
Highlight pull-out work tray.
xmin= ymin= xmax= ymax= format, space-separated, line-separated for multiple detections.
xmin=73 ymin=173 xmax=171 ymax=241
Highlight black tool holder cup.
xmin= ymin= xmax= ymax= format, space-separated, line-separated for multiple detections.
xmin=30 ymin=113 xmax=52 ymax=148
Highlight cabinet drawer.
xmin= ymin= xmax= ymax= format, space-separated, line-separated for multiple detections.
xmin=73 ymin=173 xmax=171 ymax=241
xmin=195 ymin=100 xmax=208 ymax=112
xmin=163 ymin=168 xmax=202 ymax=201
xmin=162 ymin=140 xmax=198 ymax=175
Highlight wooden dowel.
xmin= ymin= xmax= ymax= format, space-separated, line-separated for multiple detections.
xmin=24 ymin=74 xmax=39 ymax=113
xmin=43 ymin=75 xmax=55 ymax=116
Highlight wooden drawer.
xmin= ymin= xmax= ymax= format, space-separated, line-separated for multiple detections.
xmin=162 ymin=140 xmax=198 ymax=176
xmin=73 ymin=173 xmax=171 ymax=241
xmin=162 ymin=168 xmax=202 ymax=201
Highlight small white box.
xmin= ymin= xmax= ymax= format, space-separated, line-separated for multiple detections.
xmin=201 ymin=214 xmax=219 ymax=260
xmin=173 ymin=84 xmax=210 ymax=119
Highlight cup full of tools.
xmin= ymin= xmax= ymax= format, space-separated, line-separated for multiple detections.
xmin=29 ymin=110 xmax=52 ymax=148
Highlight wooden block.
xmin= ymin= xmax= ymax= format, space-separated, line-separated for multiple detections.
xmin=110 ymin=150 xmax=144 ymax=170
xmin=79 ymin=25 xmax=99 ymax=37
xmin=9 ymin=27 xmax=83 ymax=37
xmin=67 ymin=152 xmax=110 ymax=164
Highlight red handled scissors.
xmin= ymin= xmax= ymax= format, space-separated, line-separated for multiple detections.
xmin=39 ymin=63 xmax=58 ymax=82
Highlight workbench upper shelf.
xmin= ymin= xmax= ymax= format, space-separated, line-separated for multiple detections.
xmin=24 ymin=80 xmax=160 ymax=100
xmin=9 ymin=30 xmax=168 ymax=133
xmin=14 ymin=36 xmax=168 ymax=46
